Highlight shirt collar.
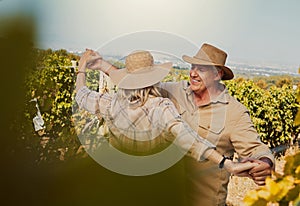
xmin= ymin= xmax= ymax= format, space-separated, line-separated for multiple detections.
xmin=211 ymin=88 xmax=229 ymax=104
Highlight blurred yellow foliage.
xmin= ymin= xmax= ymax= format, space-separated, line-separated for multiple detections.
xmin=244 ymin=152 xmax=300 ymax=206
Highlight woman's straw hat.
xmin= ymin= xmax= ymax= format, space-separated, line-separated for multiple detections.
xmin=110 ymin=50 xmax=172 ymax=89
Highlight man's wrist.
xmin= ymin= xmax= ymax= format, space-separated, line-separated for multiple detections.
xmin=100 ymin=60 xmax=118 ymax=75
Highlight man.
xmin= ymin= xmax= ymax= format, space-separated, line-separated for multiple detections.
xmin=158 ymin=43 xmax=274 ymax=206
xmin=84 ymin=43 xmax=274 ymax=206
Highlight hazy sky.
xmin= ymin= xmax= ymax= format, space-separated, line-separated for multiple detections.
xmin=1 ymin=0 xmax=300 ymax=68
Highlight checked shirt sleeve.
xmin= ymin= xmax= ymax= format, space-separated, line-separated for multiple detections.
xmin=75 ymin=86 xmax=112 ymax=116
xmin=159 ymin=99 xmax=216 ymax=161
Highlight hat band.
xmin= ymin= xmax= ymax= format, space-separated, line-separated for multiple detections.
xmin=191 ymin=55 xmax=225 ymax=66
xmin=127 ymin=65 xmax=155 ymax=74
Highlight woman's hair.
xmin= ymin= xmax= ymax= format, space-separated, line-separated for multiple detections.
xmin=118 ymin=84 xmax=161 ymax=105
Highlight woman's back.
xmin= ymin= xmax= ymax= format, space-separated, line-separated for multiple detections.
xmin=108 ymin=95 xmax=178 ymax=155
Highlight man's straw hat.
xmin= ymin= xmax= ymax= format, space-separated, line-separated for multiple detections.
xmin=182 ymin=43 xmax=234 ymax=80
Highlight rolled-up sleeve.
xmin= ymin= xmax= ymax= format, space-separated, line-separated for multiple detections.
xmin=230 ymin=105 xmax=275 ymax=164
xmin=159 ymin=99 xmax=216 ymax=161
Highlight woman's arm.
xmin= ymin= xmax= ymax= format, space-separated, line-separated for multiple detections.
xmin=83 ymin=49 xmax=118 ymax=76
xmin=75 ymin=49 xmax=112 ymax=115
xmin=75 ymin=49 xmax=98 ymax=92
xmin=76 ymin=49 xmax=118 ymax=93
xmin=160 ymin=98 xmax=257 ymax=175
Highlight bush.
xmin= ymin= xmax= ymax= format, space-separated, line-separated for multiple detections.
xmin=21 ymin=49 xmax=83 ymax=163
xmin=225 ymin=79 xmax=299 ymax=151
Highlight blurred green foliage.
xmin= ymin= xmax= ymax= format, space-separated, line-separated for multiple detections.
xmin=19 ymin=48 xmax=84 ymax=163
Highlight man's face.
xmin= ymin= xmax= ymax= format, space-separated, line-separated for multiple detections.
xmin=189 ymin=64 xmax=221 ymax=93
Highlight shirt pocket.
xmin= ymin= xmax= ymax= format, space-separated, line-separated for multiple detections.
xmin=198 ymin=122 xmax=225 ymax=145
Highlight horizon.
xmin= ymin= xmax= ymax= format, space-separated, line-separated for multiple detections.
xmin=56 ymin=47 xmax=300 ymax=75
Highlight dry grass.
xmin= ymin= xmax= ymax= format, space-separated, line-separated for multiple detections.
xmin=226 ymin=146 xmax=299 ymax=206
xmin=227 ymin=176 xmax=258 ymax=206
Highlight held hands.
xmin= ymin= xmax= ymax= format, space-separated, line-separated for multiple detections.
xmin=86 ymin=50 xmax=103 ymax=70
xmin=224 ymin=160 xmax=259 ymax=177
xmin=75 ymin=49 xmax=103 ymax=92
xmin=78 ymin=49 xmax=103 ymax=71
xmin=236 ymin=158 xmax=273 ymax=186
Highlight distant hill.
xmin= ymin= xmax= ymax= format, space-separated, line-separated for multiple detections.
xmin=69 ymin=50 xmax=299 ymax=78
xmin=227 ymin=62 xmax=299 ymax=78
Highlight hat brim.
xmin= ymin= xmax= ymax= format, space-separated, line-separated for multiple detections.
xmin=110 ymin=62 xmax=172 ymax=89
xmin=182 ymin=55 xmax=234 ymax=80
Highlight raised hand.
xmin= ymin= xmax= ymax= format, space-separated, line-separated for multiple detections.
xmin=79 ymin=49 xmax=102 ymax=71
xmin=86 ymin=50 xmax=103 ymax=70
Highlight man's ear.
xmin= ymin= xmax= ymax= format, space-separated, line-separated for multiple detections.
xmin=214 ymin=68 xmax=224 ymax=81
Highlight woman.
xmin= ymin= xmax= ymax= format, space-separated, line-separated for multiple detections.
xmin=75 ymin=49 xmax=256 ymax=174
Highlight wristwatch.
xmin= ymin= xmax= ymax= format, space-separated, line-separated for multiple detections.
xmin=219 ymin=155 xmax=231 ymax=169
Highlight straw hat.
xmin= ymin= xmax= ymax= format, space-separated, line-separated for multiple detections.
xmin=182 ymin=43 xmax=234 ymax=80
xmin=109 ymin=51 xmax=172 ymax=89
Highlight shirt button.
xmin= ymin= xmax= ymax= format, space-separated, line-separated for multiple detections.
xmin=207 ymin=125 xmax=210 ymax=129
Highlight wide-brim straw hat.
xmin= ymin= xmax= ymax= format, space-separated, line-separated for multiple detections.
xmin=182 ymin=43 xmax=234 ymax=80
xmin=110 ymin=51 xmax=172 ymax=89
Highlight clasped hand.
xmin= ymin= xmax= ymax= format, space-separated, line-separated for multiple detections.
xmin=234 ymin=158 xmax=273 ymax=186
xmin=79 ymin=49 xmax=103 ymax=70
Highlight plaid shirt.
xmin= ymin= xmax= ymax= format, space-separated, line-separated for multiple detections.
xmin=75 ymin=86 xmax=215 ymax=159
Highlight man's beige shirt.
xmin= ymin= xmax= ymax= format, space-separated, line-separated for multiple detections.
xmin=159 ymin=81 xmax=274 ymax=206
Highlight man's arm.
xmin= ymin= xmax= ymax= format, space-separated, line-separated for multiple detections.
xmin=230 ymin=106 xmax=275 ymax=185
xmin=84 ymin=49 xmax=118 ymax=76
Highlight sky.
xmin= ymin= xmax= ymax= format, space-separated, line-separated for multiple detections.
xmin=1 ymin=0 xmax=300 ymax=70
